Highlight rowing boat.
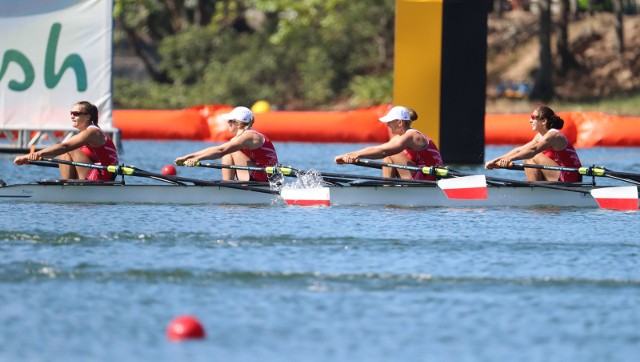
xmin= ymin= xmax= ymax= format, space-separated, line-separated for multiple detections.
xmin=0 ymin=179 xmax=627 ymax=208
xmin=4 ymin=158 xmax=638 ymax=209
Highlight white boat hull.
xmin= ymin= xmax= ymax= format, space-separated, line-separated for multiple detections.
xmin=0 ymin=184 xmax=278 ymax=205
xmin=0 ymin=182 xmax=623 ymax=208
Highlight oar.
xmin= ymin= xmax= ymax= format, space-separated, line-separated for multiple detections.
xmin=505 ymin=163 xmax=640 ymax=185
xmin=352 ymin=159 xmax=488 ymax=200
xmin=354 ymin=159 xmax=460 ymax=178
xmin=182 ymin=161 xmax=436 ymax=187
xmin=177 ymin=161 xmax=299 ymax=177
xmin=31 ymin=158 xmax=279 ymax=194
xmin=30 ymin=158 xmax=185 ymax=185
xmin=355 ymin=158 xmax=595 ymax=192
xmin=492 ymin=162 xmax=639 ymax=211
xmin=176 ymin=161 xmax=342 ymax=205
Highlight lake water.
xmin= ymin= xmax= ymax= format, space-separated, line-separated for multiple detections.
xmin=1 ymin=141 xmax=639 ymax=362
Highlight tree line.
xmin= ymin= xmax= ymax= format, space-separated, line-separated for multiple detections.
xmin=113 ymin=0 xmax=631 ymax=109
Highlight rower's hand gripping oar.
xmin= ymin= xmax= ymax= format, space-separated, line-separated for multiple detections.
xmin=493 ymin=162 xmax=639 ymax=211
xmin=353 ymin=159 xmax=488 ymax=200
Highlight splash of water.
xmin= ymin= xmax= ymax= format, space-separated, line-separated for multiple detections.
xmin=279 ymin=169 xmax=325 ymax=191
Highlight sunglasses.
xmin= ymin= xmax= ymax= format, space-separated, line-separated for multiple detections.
xmin=530 ymin=113 xmax=538 ymax=120
xmin=70 ymin=111 xmax=88 ymax=116
xmin=227 ymin=120 xmax=240 ymax=125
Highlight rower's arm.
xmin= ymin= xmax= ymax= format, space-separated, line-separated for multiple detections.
xmin=486 ymin=137 xmax=537 ymax=168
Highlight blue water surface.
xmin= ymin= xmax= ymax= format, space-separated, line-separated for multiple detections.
xmin=1 ymin=141 xmax=639 ymax=362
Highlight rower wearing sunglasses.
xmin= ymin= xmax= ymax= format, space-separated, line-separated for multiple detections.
xmin=14 ymin=101 xmax=119 ymax=181
xmin=175 ymin=106 xmax=278 ymax=181
xmin=485 ymin=105 xmax=582 ymax=182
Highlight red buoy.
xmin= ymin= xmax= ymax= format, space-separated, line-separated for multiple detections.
xmin=167 ymin=315 xmax=206 ymax=341
xmin=161 ymin=165 xmax=177 ymax=175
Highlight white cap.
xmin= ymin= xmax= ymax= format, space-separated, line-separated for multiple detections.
xmin=222 ymin=106 xmax=254 ymax=123
xmin=379 ymin=106 xmax=411 ymax=123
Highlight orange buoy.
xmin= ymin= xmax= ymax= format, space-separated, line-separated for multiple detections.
xmin=166 ymin=315 xmax=206 ymax=341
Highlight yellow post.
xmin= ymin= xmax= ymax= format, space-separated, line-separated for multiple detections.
xmin=394 ymin=0 xmax=443 ymax=146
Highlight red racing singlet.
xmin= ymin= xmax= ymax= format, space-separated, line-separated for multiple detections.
xmin=240 ymin=130 xmax=278 ymax=181
xmin=401 ymin=129 xmax=443 ymax=181
xmin=80 ymin=125 xmax=119 ymax=181
xmin=539 ymin=129 xmax=582 ymax=182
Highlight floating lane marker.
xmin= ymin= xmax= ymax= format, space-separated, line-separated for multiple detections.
xmin=437 ymin=175 xmax=488 ymax=200
xmin=590 ymin=186 xmax=639 ymax=211
xmin=281 ymin=187 xmax=331 ymax=206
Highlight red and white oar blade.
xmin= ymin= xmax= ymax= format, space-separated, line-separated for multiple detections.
xmin=438 ymin=175 xmax=488 ymax=200
xmin=437 ymin=175 xmax=488 ymax=200
xmin=281 ymin=187 xmax=331 ymax=206
xmin=590 ymin=186 xmax=638 ymax=211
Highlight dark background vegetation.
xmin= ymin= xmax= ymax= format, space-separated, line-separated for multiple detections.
xmin=113 ymin=0 xmax=640 ymax=115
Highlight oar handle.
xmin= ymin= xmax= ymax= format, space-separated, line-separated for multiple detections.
xmin=506 ymin=163 xmax=615 ymax=177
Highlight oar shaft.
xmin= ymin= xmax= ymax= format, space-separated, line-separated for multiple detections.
xmin=39 ymin=157 xmax=111 ymax=171
xmin=510 ymin=163 xmax=640 ymax=181
xmin=27 ymin=160 xmax=64 ymax=169
xmin=508 ymin=163 xmax=591 ymax=174
xmin=119 ymin=166 xmax=279 ymax=194
xmin=318 ymin=171 xmax=436 ymax=185
xmin=354 ymin=159 xmax=452 ymax=177
xmin=183 ymin=162 xmax=298 ymax=177
xmin=34 ymin=159 xmax=277 ymax=194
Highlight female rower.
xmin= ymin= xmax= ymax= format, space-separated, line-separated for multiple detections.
xmin=175 ymin=106 xmax=278 ymax=181
xmin=14 ymin=101 xmax=119 ymax=181
xmin=485 ymin=105 xmax=582 ymax=182
xmin=334 ymin=105 xmax=443 ymax=180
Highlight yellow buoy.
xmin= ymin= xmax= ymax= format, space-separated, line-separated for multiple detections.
xmin=251 ymin=100 xmax=271 ymax=114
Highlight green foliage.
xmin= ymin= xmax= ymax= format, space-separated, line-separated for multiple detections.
xmin=347 ymin=73 xmax=394 ymax=107
xmin=577 ymin=0 xmax=613 ymax=12
xmin=113 ymin=78 xmax=189 ymax=109
xmin=113 ymin=0 xmax=396 ymax=109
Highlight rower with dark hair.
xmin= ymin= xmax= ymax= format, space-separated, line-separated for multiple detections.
xmin=485 ymin=105 xmax=582 ymax=182
xmin=14 ymin=101 xmax=119 ymax=181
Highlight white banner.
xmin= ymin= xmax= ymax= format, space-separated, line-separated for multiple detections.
xmin=0 ymin=0 xmax=113 ymax=129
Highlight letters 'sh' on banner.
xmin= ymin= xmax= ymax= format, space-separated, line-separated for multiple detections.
xmin=0 ymin=0 xmax=113 ymax=130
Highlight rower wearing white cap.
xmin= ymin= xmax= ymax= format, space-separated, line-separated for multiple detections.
xmin=175 ymin=106 xmax=278 ymax=181
xmin=334 ymin=105 xmax=443 ymax=180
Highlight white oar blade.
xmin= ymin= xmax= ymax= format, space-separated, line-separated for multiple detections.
xmin=590 ymin=186 xmax=639 ymax=211
xmin=281 ymin=187 xmax=331 ymax=206
xmin=437 ymin=175 xmax=488 ymax=200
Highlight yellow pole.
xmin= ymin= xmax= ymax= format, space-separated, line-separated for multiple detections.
xmin=394 ymin=0 xmax=443 ymax=146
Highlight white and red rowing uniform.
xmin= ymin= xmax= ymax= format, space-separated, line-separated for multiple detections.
xmin=80 ymin=125 xmax=119 ymax=181
xmin=240 ymin=130 xmax=278 ymax=182
xmin=401 ymin=129 xmax=444 ymax=181
xmin=539 ymin=129 xmax=582 ymax=182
